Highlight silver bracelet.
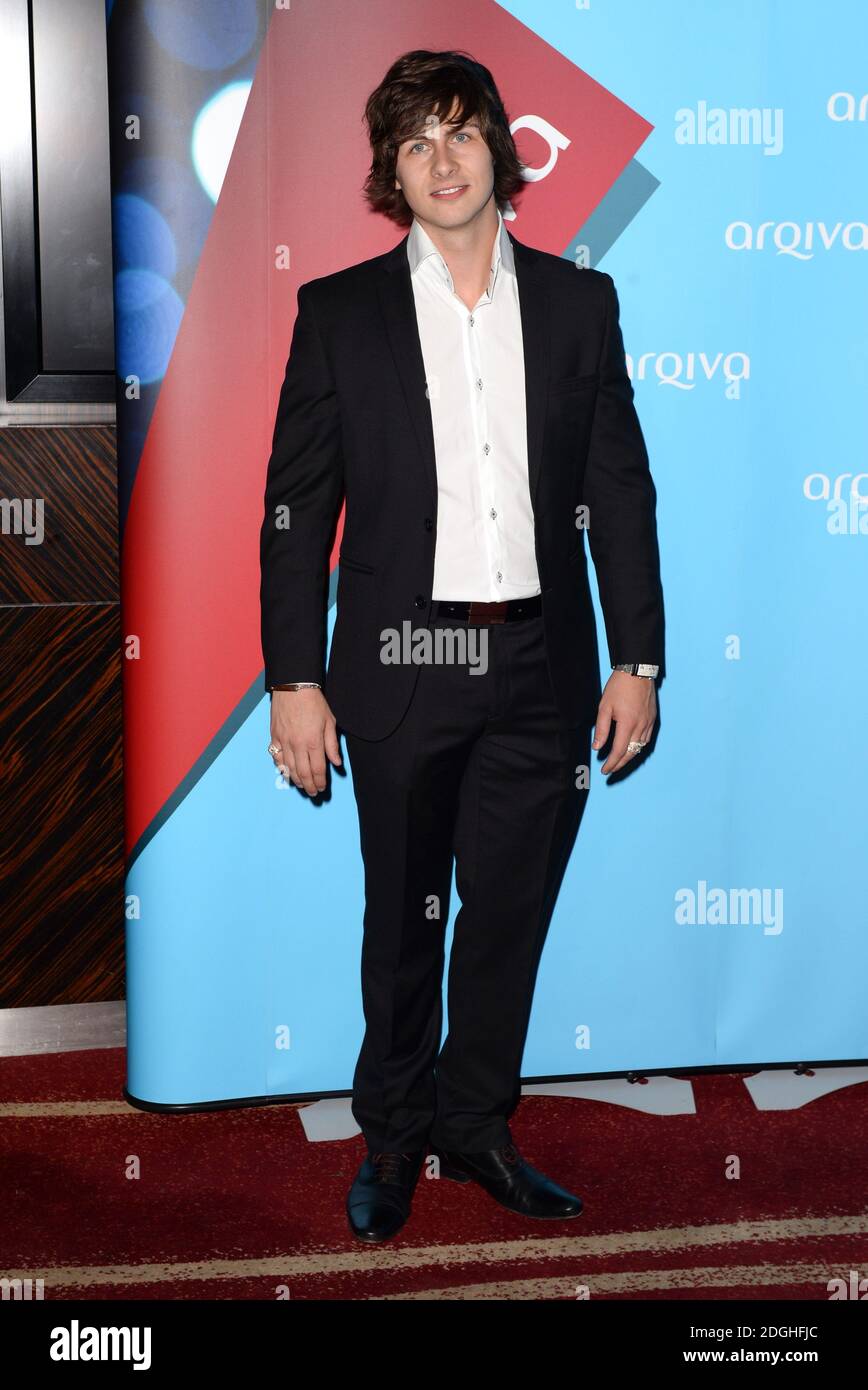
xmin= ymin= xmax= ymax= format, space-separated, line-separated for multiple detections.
xmin=269 ymin=682 xmax=321 ymax=692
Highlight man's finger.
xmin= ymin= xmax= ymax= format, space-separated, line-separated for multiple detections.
xmin=291 ymin=746 xmax=318 ymax=795
xmin=281 ymin=751 xmax=302 ymax=789
xmin=592 ymin=703 xmax=612 ymax=750
xmin=324 ymin=719 xmax=342 ymax=768
xmin=601 ymin=723 xmax=642 ymax=775
xmin=307 ymin=743 xmax=328 ymax=793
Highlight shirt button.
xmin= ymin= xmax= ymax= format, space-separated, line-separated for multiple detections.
xmin=469 ymin=314 xmax=475 ymax=326
xmin=489 ymin=508 xmax=497 ymax=519
xmin=483 ymin=442 xmax=491 ymax=454
xmin=476 ymin=378 xmax=483 ymax=390
xmin=496 ymin=571 xmax=502 ymax=583
xmin=414 ymin=595 xmax=426 ymax=608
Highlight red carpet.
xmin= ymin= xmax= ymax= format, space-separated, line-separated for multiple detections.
xmin=1 ymin=1051 xmax=866 ymax=1300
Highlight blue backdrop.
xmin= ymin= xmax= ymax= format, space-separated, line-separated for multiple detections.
xmin=117 ymin=0 xmax=868 ymax=1107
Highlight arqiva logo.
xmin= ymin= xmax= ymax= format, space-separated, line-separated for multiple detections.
xmin=725 ymin=220 xmax=868 ymax=257
xmin=803 ymin=472 xmax=868 ymax=535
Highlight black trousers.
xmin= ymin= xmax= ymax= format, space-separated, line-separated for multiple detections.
xmin=343 ymin=612 xmax=592 ymax=1153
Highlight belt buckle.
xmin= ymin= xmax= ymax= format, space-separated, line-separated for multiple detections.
xmin=468 ymin=600 xmax=508 ymax=625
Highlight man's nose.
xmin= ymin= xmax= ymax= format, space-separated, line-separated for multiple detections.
xmin=432 ymin=154 xmax=458 ymax=177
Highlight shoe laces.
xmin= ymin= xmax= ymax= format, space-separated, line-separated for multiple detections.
xmin=371 ymin=1151 xmax=411 ymax=1183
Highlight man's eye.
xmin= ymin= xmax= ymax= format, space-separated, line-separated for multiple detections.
xmin=407 ymin=129 xmax=471 ymax=154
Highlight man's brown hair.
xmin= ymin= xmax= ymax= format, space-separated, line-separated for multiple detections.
xmin=363 ymin=49 xmax=525 ymax=227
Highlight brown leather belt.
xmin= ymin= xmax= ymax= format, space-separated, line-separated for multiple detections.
xmin=430 ymin=595 xmax=542 ymax=624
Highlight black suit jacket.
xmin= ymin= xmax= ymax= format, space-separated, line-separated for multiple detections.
xmin=260 ymin=229 xmax=664 ymax=740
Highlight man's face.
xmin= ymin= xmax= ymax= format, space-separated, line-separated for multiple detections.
xmin=394 ymin=106 xmax=495 ymax=230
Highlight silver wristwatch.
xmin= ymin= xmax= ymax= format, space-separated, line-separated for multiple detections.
xmin=612 ymin=663 xmax=659 ymax=679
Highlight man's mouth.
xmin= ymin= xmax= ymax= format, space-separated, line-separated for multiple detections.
xmin=430 ymin=185 xmax=468 ymax=199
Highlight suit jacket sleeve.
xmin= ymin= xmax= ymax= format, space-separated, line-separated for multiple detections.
xmin=259 ymin=282 xmax=345 ymax=689
xmin=582 ymin=272 xmax=665 ymax=670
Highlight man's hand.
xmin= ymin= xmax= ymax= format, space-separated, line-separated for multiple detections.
xmin=592 ymin=671 xmax=657 ymax=775
xmin=269 ymin=688 xmax=342 ymax=795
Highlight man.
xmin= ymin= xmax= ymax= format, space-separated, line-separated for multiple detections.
xmin=260 ymin=50 xmax=664 ymax=1243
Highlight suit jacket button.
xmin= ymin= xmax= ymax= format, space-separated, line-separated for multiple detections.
xmin=414 ymin=594 xmax=426 ymax=608
xmin=424 ymin=517 xmax=433 ymax=531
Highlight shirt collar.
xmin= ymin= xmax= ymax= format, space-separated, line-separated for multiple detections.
xmin=406 ymin=206 xmax=514 ymax=294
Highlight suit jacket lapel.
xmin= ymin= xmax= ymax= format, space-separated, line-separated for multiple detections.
xmin=377 ymin=234 xmax=439 ymax=506
xmin=509 ymin=231 xmax=550 ymax=508
xmin=377 ymin=227 xmax=550 ymax=512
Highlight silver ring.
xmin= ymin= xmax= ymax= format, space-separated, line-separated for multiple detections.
xmin=267 ymin=742 xmax=281 ymax=758
xmin=627 ymin=740 xmax=646 ymax=754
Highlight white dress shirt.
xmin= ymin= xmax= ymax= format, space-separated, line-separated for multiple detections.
xmin=406 ymin=207 xmax=541 ymax=601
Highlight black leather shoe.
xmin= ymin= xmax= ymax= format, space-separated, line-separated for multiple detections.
xmin=430 ymin=1140 xmax=583 ymax=1219
xmin=346 ymin=1149 xmax=426 ymax=1242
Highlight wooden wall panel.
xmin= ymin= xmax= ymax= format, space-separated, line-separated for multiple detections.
xmin=0 ymin=426 xmax=117 ymax=603
xmin=0 ymin=425 xmax=124 ymax=1006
